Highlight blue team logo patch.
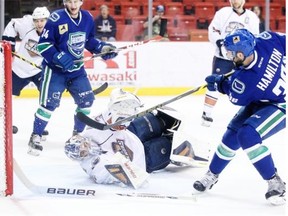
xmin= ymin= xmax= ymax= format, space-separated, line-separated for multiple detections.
xmin=259 ymin=31 xmax=272 ymax=40
xmin=49 ymin=12 xmax=60 ymax=22
xmin=67 ymin=32 xmax=86 ymax=58
xmin=231 ymin=78 xmax=245 ymax=94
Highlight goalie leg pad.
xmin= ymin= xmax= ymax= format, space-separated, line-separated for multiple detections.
xmin=143 ymin=136 xmax=172 ymax=173
xmin=170 ymin=131 xmax=210 ymax=167
xmin=105 ymin=152 xmax=149 ymax=189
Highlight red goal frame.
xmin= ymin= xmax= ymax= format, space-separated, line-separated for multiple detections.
xmin=0 ymin=41 xmax=13 ymax=196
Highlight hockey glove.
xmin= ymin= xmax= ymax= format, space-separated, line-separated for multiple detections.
xmin=205 ymin=74 xmax=226 ymax=93
xmin=52 ymin=51 xmax=74 ymax=72
xmin=101 ymin=44 xmax=118 ymax=61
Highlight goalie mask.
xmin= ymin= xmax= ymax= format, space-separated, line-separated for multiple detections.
xmin=105 ymin=88 xmax=142 ymax=127
xmin=65 ymin=135 xmax=91 ymax=160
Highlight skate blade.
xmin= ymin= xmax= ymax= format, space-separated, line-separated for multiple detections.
xmin=201 ymin=120 xmax=212 ymax=127
xmin=27 ymin=148 xmax=40 ymax=156
xmin=267 ymin=195 xmax=286 ymax=206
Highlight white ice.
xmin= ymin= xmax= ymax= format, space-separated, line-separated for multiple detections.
xmin=1 ymin=94 xmax=287 ymax=216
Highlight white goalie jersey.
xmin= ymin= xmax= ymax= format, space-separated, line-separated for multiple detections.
xmin=2 ymin=15 xmax=43 ymax=78
xmin=78 ymin=113 xmax=147 ymax=186
xmin=209 ymin=7 xmax=260 ymax=58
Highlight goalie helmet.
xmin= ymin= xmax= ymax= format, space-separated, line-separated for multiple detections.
xmin=106 ymin=88 xmax=142 ymax=126
xmin=223 ymin=28 xmax=256 ymax=60
xmin=65 ymin=135 xmax=91 ymax=161
xmin=32 ymin=7 xmax=50 ymax=20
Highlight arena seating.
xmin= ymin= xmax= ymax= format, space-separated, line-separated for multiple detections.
xmin=82 ymin=0 xmax=286 ymax=41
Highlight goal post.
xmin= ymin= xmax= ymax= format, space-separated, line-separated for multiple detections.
xmin=0 ymin=41 xmax=13 ymax=196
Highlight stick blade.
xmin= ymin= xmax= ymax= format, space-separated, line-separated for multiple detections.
xmin=93 ymin=82 xmax=108 ymax=95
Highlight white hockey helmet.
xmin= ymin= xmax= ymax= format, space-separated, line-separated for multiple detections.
xmin=64 ymin=135 xmax=91 ymax=161
xmin=32 ymin=7 xmax=50 ymax=20
xmin=106 ymin=88 xmax=142 ymax=126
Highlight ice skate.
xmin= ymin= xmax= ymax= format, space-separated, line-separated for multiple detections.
xmin=201 ymin=112 xmax=213 ymax=127
xmin=27 ymin=134 xmax=43 ymax=156
xmin=72 ymin=130 xmax=79 ymax=136
xmin=193 ymin=170 xmax=219 ymax=192
xmin=265 ymin=173 xmax=286 ymax=205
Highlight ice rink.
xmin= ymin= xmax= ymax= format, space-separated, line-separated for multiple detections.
xmin=1 ymin=93 xmax=287 ymax=216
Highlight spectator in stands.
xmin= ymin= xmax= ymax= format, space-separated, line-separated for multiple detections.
xmin=251 ymin=5 xmax=265 ymax=33
xmin=94 ymin=4 xmax=117 ymax=41
xmin=143 ymin=5 xmax=169 ymax=41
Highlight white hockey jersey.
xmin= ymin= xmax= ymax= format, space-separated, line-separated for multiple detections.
xmin=3 ymin=15 xmax=42 ymax=78
xmin=78 ymin=113 xmax=146 ymax=185
xmin=208 ymin=7 xmax=260 ymax=58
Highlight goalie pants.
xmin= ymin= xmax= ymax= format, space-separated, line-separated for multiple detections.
xmin=128 ymin=113 xmax=172 ymax=173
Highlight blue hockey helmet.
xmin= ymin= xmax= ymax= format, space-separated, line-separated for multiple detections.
xmin=223 ymin=28 xmax=256 ymax=60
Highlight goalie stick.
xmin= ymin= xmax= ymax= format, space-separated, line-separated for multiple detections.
xmin=74 ymin=35 xmax=163 ymax=63
xmin=76 ymin=70 xmax=235 ymax=130
xmin=13 ymin=158 xmax=196 ymax=201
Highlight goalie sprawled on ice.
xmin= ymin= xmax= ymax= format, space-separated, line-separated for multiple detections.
xmin=65 ymin=88 xmax=210 ymax=189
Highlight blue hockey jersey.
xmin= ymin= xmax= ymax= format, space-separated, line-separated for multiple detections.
xmin=222 ymin=31 xmax=286 ymax=106
xmin=37 ymin=9 xmax=103 ymax=75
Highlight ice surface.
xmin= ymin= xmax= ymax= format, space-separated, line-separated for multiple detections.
xmin=1 ymin=94 xmax=287 ymax=216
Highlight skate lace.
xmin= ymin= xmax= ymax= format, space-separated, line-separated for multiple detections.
xmin=200 ymin=171 xmax=218 ymax=187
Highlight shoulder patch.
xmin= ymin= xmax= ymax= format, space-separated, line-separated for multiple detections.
xmin=258 ymin=31 xmax=272 ymax=40
xmin=231 ymin=78 xmax=245 ymax=94
xmin=58 ymin=24 xmax=68 ymax=34
xmin=49 ymin=12 xmax=60 ymax=22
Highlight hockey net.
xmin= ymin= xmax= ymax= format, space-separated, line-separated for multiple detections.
xmin=0 ymin=41 xmax=13 ymax=196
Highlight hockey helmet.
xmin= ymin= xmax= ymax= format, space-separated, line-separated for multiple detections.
xmin=32 ymin=7 xmax=50 ymax=20
xmin=65 ymin=135 xmax=91 ymax=160
xmin=223 ymin=28 xmax=256 ymax=60
xmin=106 ymin=88 xmax=142 ymax=126
xmin=156 ymin=5 xmax=164 ymax=12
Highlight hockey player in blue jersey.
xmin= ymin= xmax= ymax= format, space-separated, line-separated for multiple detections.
xmin=27 ymin=0 xmax=118 ymax=156
xmin=193 ymin=29 xmax=286 ymax=205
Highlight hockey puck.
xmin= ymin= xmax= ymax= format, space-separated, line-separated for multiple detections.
xmin=13 ymin=125 xmax=18 ymax=134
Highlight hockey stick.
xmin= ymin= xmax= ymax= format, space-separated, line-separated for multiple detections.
xmin=74 ymin=35 xmax=163 ymax=63
xmin=12 ymin=51 xmax=42 ymax=69
xmin=77 ymin=71 xmax=235 ymax=130
xmin=12 ymin=51 xmax=107 ymax=95
xmin=92 ymin=82 xmax=108 ymax=95
xmin=13 ymin=158 xmax=196 ymax=201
